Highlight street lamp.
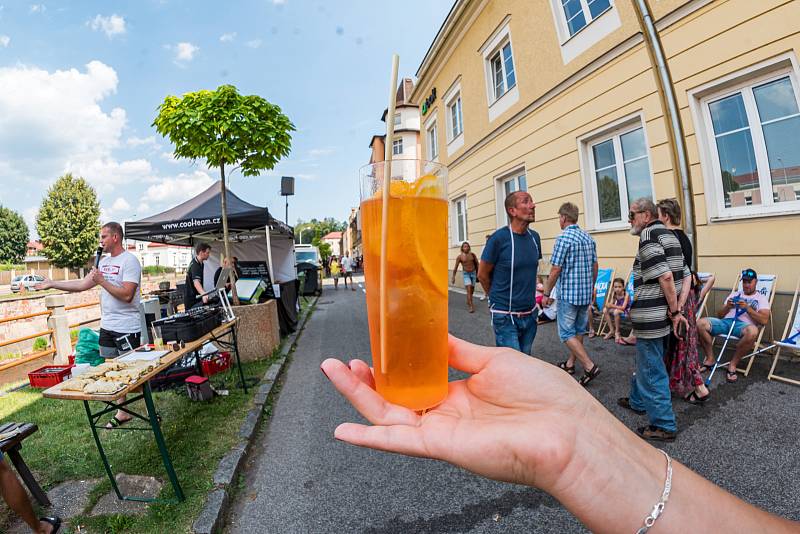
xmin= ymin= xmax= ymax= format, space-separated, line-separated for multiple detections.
xmin=299 ymin=227 xmax=312 ymax=244
xmin=777 ymin=157 xmax=789 ymax=185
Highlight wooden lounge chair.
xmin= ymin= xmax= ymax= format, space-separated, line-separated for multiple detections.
xmin=768 ymin=278 xmax=800 ymax=386
xmin=592 ymin=267 xmax=614 ymax=336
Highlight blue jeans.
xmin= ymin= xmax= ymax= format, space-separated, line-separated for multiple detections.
xmin=557 ymin=301 xmax=589 ymax=342
xmin=628 ymin=336 xmax=676 ymax=432
xmin=492 ymin=312 xmax=538 ymax=355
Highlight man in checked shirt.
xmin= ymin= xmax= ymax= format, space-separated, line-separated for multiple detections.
xmin=542 ymin=202 xmax=600 ymax=387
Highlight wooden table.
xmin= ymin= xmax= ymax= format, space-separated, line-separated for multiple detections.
xmin=42 ymin=318 xmax=243 ymax=503
xmin=0 ymin=422 xmax=50 ymax=507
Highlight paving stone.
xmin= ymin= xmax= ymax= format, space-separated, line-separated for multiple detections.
xmin=7 ymin=478 xmax=101 ymax=533
xmin=213 ymin=443 xmax=247 ymax=486
xmin=90 ymin=474 xmax=163 ymax=516
xmin=192 ymin=488 xmax=227 ymax=534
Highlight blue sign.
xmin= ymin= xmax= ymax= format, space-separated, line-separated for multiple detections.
xmin=594 ymin=268 xmax=614 ymax=309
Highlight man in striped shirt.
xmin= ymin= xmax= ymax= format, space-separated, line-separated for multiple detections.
xmin=617 ymin=198 xmax=689 ymax=442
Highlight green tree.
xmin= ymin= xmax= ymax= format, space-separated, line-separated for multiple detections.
xmin=294 ymin=217 xmax=347 ymax=244
xmin=0 ymin=205 xmax=29 ymax=263
xmin=153 ymin=84 xmax=295 ymax=288
xmin=36 ymin=173 xmax=101 ymax=269
xmin=312 ymin=237 xmax=333 ymax=263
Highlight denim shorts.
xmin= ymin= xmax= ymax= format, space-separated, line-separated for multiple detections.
xmin=557 ymin=301 xmax=589 ymax=342
xmin=708 ymin=317 xmax=749 ymax=338
xmin=462 ymin=271 xmax=477 ymax=286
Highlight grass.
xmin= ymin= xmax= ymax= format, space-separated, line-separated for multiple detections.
xmin=0 ymin=289 xmax=61 ymax=301
xmin=0 ymin=356 xmax=275 ymax=533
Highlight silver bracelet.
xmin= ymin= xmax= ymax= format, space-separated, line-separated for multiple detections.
xmin=636 ymin=449 xmax=672 ymax=534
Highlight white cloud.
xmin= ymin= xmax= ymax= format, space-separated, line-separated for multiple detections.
xmin=272 ymin=0 xmax=286 ymax=4
xmin=29 ymin=4 xmax=45 ymax=13
xmin=173 ymin=42 xmax=199 ymax=63
xmin=296 ymin=173 xmax=317 ymax=181
xmin=126 ymin=135 xmax=157 ymax=148
xmin=219 ymin=32 xmax=236 ymax=43
xmin=68 ymin=158 xmax=157 ymax=194
xmin=245 ymin=39 xmax=262 ymax=49
xmin=0 ymin=35 xmax=9 ymax=47
xmin=160 ymin=151 xmax=181 ymax=164
xmin=89 ymin=14 xmax=126 ymax=38
xmin=112 ymin=197 xmax=131 ymax=211
xmin=308 ymin=147 xmax=335 ymax=157
xmin=138 ymin=171 xmax=214 ymax=213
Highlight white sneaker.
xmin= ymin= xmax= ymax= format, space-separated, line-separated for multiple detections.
xmin=479 ymin=295 xmax=486 ymax=301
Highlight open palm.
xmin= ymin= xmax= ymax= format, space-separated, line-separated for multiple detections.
xmin=321 ymin=335 xmax=607 ymax=493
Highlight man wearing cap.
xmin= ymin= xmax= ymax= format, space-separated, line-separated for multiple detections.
xmin=697 ymin=268 xmax=770 ymax=383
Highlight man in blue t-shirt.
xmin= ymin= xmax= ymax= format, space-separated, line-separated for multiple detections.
xmin=478 ymin=191 xmax=542 ymax=355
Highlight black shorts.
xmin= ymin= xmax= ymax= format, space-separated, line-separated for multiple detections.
xmin=99 ymin=328 xmax=141 ymax=357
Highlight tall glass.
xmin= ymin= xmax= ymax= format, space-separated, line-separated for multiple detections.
xmin=359 ymin=159 xmax=448 ymax=411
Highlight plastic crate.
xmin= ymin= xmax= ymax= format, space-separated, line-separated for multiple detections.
xmin=28 ymin=365 xmax=73 ymax=388
xmin=201 ymin=351 xmax=231 ymax=377
xmin=68 ymin=354 xmax=75 ymax=366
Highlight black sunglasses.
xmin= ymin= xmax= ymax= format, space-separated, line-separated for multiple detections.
xmin=628 ymin=210 xmax=643 ymax=220
xmin=741 ymin=270 xmax=757 ymax=279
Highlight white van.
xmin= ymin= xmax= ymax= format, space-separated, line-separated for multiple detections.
xmin=294 ymin=244 xmax=321 ymax=267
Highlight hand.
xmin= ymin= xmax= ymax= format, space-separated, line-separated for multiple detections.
xmin=202 ymin=294 xmax=209 ymax=304
xmin=735 ymin=300 xmax=749 ymax=310
xmin=321 ymin=336 xmax=612 ymax=495
xmin=542 ymin=296 xmax=554 ymax=307
xmin=671 ymin=313 xmax=688 ymax=336
xmin=90 ymin=268 xmax=105 ymax=286
xmin=34 ymin=278 xmax=52 ymax=290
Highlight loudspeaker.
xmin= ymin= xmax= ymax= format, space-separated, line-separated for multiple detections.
xmin=281 ymin=176 xmax=295 ymax=196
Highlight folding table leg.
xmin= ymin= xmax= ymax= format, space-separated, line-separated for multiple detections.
xmin=232 ymin=325 xmax=248 ymax=393
xmin=84 ymin=400 xmax=124 ymax=500
xmin=142 ymin=383 xmax=185 ymax=502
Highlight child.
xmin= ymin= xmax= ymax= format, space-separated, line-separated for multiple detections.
xmin=330 ymin=256 xmax=341 ymax=290
xmin=602 ymin=277 xmax=629 ymax=342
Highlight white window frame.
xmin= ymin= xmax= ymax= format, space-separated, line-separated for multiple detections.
xmin=393 ymin=112 xmax=401 ymax=127
xmin=425 ymin=114 xmax=439 ymax=162
xmin=444 ymin=78 xmax=464 ymax=156
xmin=450 ymin=194 xmax=468 ymax=246
xmin=690 ymin=56 xmax=800 ymax=221
xmin=548 ymin=0 xmax=620 ymax=65
xmin=578 ymin=113 xmax=655 ymax=232
xmin=392 ymin=137 xmax=403 ymax=156
xmin=480 ymin=17 xmax=520 ymax=122
xmin=494 ymin=166 xmax=528 ymax=227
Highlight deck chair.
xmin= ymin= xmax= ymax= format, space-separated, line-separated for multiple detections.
xmin=768 ymin=278 xmax=800 ymax=386
xmin=592 ymin=267 xmax=615 ymax=335
xmin=598 ymin=269 xmax=632 ymax=336
xmin=714 ymin=273 xmax=778 ymax=377
xmin=695 ymin=272 xmax=714 ymax=317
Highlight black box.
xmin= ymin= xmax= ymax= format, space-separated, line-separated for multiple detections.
xmin=153 ymin=307 xmax=221 ymax=343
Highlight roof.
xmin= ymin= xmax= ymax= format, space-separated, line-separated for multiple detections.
xmin=323 ymin=232 xmax=343 ymax=240
xmin=26 ymin=241 xmax=43 ymax=251
xmin=381 ymin=78 xmax=417 ymax=121
xmin=412 ymin=0 xmax=466 ymax=101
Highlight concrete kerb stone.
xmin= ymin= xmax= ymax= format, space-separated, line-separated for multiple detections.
xmin=192 ymin=296 xmax=317 ymax=534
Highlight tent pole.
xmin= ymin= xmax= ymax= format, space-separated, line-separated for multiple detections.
xmin=265 ymin=225 xmax=274 ymax=288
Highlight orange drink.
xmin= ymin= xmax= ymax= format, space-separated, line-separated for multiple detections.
xmin=359 ymin=160 xmax=448 ymax=410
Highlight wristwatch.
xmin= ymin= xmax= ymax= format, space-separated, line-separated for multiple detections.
xmin=669 ymin=310 xmax=681 ymax=318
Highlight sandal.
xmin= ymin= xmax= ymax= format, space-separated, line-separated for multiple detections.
xmin=699 ymin=362 xmax=715 ymax=373
xmin=684 ymin=391 xmax=710 ymax=405
xmin=106 ymin=415 xmax=132 ymax=429
xmin=558 ymin=361 xmax=576 ymax=375
xmin=617 ymin=338 xmax=636 ymax=346
xmin=579 ymin=365 xmax=601 ymax=387
xmin=602 ymin=332 xmax=614 ymax=340
xmin=587 ymin=330 xmax=597 ymax=338
xmin=726 ymin=370 xmax=738 ymax=383
xmin=40 ymin=516 xmax=62 ymax=533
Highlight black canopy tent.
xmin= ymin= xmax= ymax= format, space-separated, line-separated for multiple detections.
xmin=125 ymin=182 xmax=299 ymax=334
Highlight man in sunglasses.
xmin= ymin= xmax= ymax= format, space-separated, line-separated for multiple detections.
xmin=617 ymin=198 xmax=689 ymax=442
xmin=697 ymin=268 xmax=770 ymax=383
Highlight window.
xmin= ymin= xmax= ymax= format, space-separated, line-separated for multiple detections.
xmin=138 ymin=243 xmax=145 ymax=251
xmin=452 ymin=196 xmax=468 ymax=244
xmin=490 ymin=42 xmax=516 ymax=101
xmin=155 ymin=254 xmax=160 ymax=266
xmin=560 ymin=0 xmax=611 ymax=37
xmin=427 ymin=120 xmax=438 ymax=160
xmin=581 ymin=119 xmax=654 ymax=229
xmin=448 ymin=94 xmax=463 ymax=140
xmin=496 ymin=169 xmax=528 ymax=225
xmin=703 ymin=73 xmax=800 ymax=214
xmin=393 ymin=113 xmax=401 ymax=127
xmin=392 ymin=138 xmax=403 ymax=155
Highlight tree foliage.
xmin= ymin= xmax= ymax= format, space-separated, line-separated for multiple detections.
xmin=0 ymin=205 xmax=29 ymax=263
xmin=294 ymin=217 xmax=347 ymax=244
xmin=36 ymin=173 xmax=101 ymax=269
xmin=153 ymin=85 xmax=294 ymax=301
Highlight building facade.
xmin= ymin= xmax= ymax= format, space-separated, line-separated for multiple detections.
xmin=412 ymin=0 xmax=800 ymax=308
xmin=322 ymin=231 xmax=343 ymax=257
xmin=128 ymin=241 xmax=192 ymax=272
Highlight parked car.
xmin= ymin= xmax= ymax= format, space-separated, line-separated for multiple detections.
xmin=294 ymin=244 xmax=321 ymax=267
xmin=10 ymin=274 xmax=45 ymax=292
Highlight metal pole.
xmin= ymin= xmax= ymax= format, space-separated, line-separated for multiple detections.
xmin=285 ymin=196 xmax=288 ymax=226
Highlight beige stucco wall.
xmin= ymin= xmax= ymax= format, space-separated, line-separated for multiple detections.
xmin=417 ymin=0 xmax=800 ymax=312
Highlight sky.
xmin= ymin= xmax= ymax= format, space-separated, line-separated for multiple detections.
xmin=0 ymin=0 xmax=455 ymax=236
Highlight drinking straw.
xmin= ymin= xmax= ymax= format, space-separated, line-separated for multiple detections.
xmin=379 ymin=54 xmax=399 ymax=374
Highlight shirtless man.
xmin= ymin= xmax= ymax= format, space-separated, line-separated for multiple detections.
xmin=452 ymin=241 xmax=479 ymax=313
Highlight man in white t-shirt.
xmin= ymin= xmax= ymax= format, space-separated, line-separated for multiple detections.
xmin=37 ymin=222 xmax=142 ymax=426
xmin=340 ymin=251 xmax=355 ymax=291
xmin=697 ymin=268 xmax=770 ymax=383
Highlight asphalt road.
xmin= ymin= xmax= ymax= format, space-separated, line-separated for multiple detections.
xmin=225 ymin=276 xmax=800 ymax=533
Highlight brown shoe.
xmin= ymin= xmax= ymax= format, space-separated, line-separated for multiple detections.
xmin=637 ymin=425 xmax=676 ymax=442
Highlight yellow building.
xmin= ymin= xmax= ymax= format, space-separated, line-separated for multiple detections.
xmin=412 ymin=0 xmax=800 ymax=325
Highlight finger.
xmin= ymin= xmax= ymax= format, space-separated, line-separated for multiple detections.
xmin=334 ymin=422 xmax=432 ymax=458
xmin=321 ymin=358 xmax=419 ymax=426
xmin=348 ymin=359 xmax=376 ymax=390
xmin=448 ymin=334 xmax=495 ymax=374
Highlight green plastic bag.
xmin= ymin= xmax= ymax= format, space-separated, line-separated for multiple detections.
xmin=74 ymin=328 xmax=104 ymax=366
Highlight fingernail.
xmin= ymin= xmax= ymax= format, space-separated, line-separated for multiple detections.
xmin=346 ymin=361 xmax=352 ymax=370
xmin=320 ymin=366 xmax=330 ymax=380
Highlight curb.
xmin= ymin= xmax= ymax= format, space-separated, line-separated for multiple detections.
xmin=192 ymin=296 xmax=318 ymax=534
